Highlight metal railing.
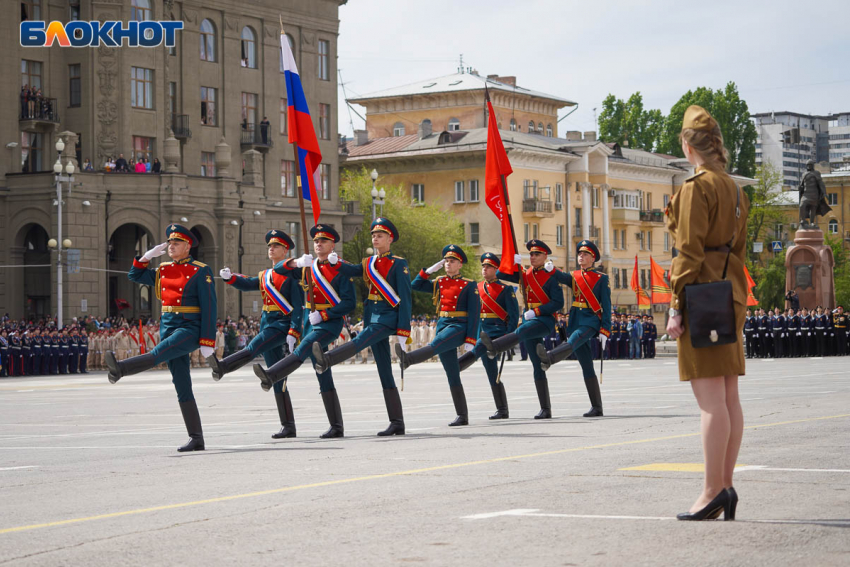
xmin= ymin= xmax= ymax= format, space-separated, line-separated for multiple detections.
xmin=20 ymin=97 xmax=59 ymax=123
xmin=240 ymin=123 xmax=274 ymax=148
xmin=639 ymin=209 xmax=665 ymax=223
xmin=523 ymin=198 xmax=552 ymax=214
xmin=171 ymin=114 xmax=192 ymax=138
xmin=342 ymin=200 xmax=358 ymax=214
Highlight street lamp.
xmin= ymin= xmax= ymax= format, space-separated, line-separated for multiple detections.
xmin=51 ymin=137 xmax=75 ymax=329
xmin=369 ymin=168 xmax=385 ymax=220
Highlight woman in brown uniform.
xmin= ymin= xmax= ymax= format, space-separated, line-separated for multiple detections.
xmin=666 ymin=105 xmax=748 ymax=521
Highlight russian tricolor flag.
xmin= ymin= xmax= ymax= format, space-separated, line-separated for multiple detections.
xmin=280 ymin=32 xmax=322 ymax=224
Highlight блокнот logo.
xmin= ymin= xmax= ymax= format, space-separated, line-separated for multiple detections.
xmin=21 ymin=20 xmax=183 ymax=48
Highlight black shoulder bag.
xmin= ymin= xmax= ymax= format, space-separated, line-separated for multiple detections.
xmin=683 ymin=183 xmax=741 ymax=349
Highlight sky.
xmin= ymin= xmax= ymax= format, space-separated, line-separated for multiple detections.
xmin=336 ymin=0 xmax=850 ymax=138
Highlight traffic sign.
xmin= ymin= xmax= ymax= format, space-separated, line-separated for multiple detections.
xmin=771 ymin=241 xmax=783 ymax=252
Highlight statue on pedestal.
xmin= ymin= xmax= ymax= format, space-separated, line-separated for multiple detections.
xmin=798 ymin=160 xmax=831 ymax=228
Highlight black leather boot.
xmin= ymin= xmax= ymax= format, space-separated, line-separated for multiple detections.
xmin=582 ymin=375 xmax=604 ymax=417
xmin=457 ymin=350 xmax=477 ymax=372
xmin=313 ymin=340 xmax=357 ymax=374
xmin=480 ymin=332 xmax=520 ymax=360
xmin=489 ymin=382 xmax=509 ymax=419
xmin=177 ymin=400 xmax=205 ymax=452
xmin=254 ymin=353 xmax=304 ymax=392
xmin=534 ymin=378 xmax=552 ymax=419
xmin=537 ymin=342 xmax=573 ymax=372
xmin=320 ymin=389 xmax=344 ymax=438
xmin=208 ymin=348 xmax=254 ymax=381
xmin=448 ymin=384 xmax=469 ymax=426
xmin=395 ymin=343 xmax=435 ymax=371
xmin=272 ymin=390 xmax=296 ymax=438
xmin=377 ymin=387 xmax=405 ymax=436
xmin=105 ymin=352 xmax=157 ymax=384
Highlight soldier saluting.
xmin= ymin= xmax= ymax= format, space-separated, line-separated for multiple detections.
xmin=106 ymin=223 xmax=217 ymax=452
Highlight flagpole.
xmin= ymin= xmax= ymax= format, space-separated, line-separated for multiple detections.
xmin=500 ymin=174 xmax=528 ymax=305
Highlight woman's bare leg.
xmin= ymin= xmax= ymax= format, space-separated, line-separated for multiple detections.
xmin=723 ymin=375 xmax=744 ymax=487
xmin=689 ymin=376 xmax=730 ymax=512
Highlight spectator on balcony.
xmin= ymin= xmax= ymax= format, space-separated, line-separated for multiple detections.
xmin=152 ymin=158 xmax=161 ymax=173
xmin=144 ymin=157 xmax=151 ymax=173
xmin=114 ymin=153 xmax=128 ymax=172
xmin=20 ymin=86 xmax=29 ymax=119
xmin=27 ymin=87 xmax=38 ymax=119
xmin=260 ymin=116 xmax=270 ymax=144
xmin=83 ymin=158 xmax=93 ymax=171
xmin=134 ymin=159 xmax=146 ymax=173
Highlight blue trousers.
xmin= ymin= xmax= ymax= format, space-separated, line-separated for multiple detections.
xmin=345 ymin=323 xmax=397 ymax=389
xmin=150 ymin=325 xmax=202 ymax=403
xmin=79 ymin=349 xmax=88 ymax=372
xmin=241 ymin=323 xmax=290 ymax=394
xmin=629 ymin=337 xmax=641 ymax=359
xmin=565 ymin=326 xmax=598 ymax=380
xmin=427 ymin=319 xmax=467 ymax=388
xmin=293 ymin=319 xmax=340 ymax=393
xmin=472 ymin=342 xmax=502 ymax=386
xmin=514 ymin=318 xmax=552 ymax=382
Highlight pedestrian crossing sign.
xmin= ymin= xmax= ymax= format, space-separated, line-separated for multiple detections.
xmin=771 ymin=241 xmax=783 ymax=252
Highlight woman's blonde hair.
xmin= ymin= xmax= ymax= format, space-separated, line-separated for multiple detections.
xmin=680 ymin=124 xmax=729 ymax=171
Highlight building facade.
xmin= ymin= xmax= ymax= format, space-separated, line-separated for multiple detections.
xmin=1 ymin=0 xmax=358 ymax=323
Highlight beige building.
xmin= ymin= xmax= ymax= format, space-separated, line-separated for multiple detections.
xmin=1 ymin=0 xmax=358 ymax=323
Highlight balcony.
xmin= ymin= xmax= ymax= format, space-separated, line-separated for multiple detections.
xmin=19 ymin=97 xmax=60 ymax=130
xmin=522 ymin=198 xmax=553 ymax=217
xmin=171 ymin=114 xmax=192 ymax=139
xmin=573 ymin=226 xmax=582 ymax=238
xmin=240 ymin=123 xmax=274 ymax=151
xmin=639 ymin=209 xmax=665 ymax=223
xmin=342 ymin=200 xmax=359 ymax=214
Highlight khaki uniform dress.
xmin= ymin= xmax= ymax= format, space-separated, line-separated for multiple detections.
xmin=667 ymin=165 xmax=749 ymax=381
xmin=215 ymin=329 xmax=225 ymax=359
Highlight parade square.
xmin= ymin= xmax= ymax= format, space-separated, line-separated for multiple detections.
xmin=1 ymin=358 xmax=848 ymax=566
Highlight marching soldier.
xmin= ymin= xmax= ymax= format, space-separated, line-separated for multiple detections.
xmin=312 ymin=217 xmax=412 ymax=436
xmin=106 ymin=223 xmax=217 ymax=452
xmin=480 ymin=239 xmax=565 ymax=419
xmin=254 ymin=224 xmax=356 ymax=439
xmin=835 ymin=306 xmax=848 ymax=356
xmin=535 ymin=240 xmax=611 ymax=417
xmin=396 ymin=245 xmax=480 ymax=426
xmin=454 ymin=252 xmax=519 ymax=419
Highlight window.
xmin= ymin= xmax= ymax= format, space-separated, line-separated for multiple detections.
xmin=200 ymin=152 xmax=215 ymax=177
xmin=448 ymin=118 xmax=460 ymax=131
xmin=641 ymin=269 xmax=647 ymax=290
xmin=69 ymin=0 xmax=80 ymax=20
xmin=454 ymin=181 xmax=464 ymax=203
xmin=556 ymin=225 xmax=564 ymax=247
xmin=621 ymin=229 xmax=626 ymax=250
xmin=614 ymin=230 xmax=619 ymax=250
xmin=320 ymin=163 xmax=330 ymax=199
xmin=663 ymin=194 xmax=670 ymax=208
xmin=240 ymin=27 xmax=256 ymax=69
xmin=68 ymin=64 xmax=81 ymax=107
xmin=828 ymin=219 xmax=838 ymax=234
xmin=538 ymin=122 xmax=544 ymax=133
xmin=200 ymin=87 xmax=216 ymax=125
xmin=532 ymin=224 xmax=539 ymax=239
xmin=622 ymin=268 xmax=628 ymax=289
xmin=318 ymin=39 xmax=329 ymax=80
xmin=20 ymin=131 xmax=42 ymax=172
xmin=469 ymin=223 xmax=480 ymax=245
xmin=200 ymin=19 xmax=215 ymax=62
xmin=555 ymin=183 xmax=563 ymax=210
xmin=639 ymin=231 xmax=645 ymax=250
xmin=646 ymin=193 xmax=653 ymax=211
xmin=241 ymin=92 xmax=257 ymax=128
xmin=664 ymin=232 xmax=670 ymax=252
xmin=411 ymin=184 xmax=424 ymax=203
xmin=524 ymin=223 xmax=529 ymax=242
xmin=469 ymin=179 xmax=479 ymax=202
xmin=280 ymin=34 xmax=296 ymax=72
xmin=525 ymin=121 xmax=533 ymax=132
xmin=130 ymin=67 xmax=154 ymax=109
xmin=131 ymin=0 xmax=152 ymax=20
xmin=21 ymin=0 xmax=40 ymax=21
xmin=647 ymin=231 xmax=652 ymax=251
xmin=510 ymin=118 xmax=517 ymax=132
xmin=280 ymin=160 xmax=295 ymax=197
xmin=575 ymin=208 xmax=582 ymax=234
xmin=319 ymin=103 xmax=330 ymax=140
xmin=280 ymin=98 xmax=287 ymax=134
xmin=827 ymin=193 xmax=838 ymax=206
xmin=21 ymin=59 xmax=42 ymax=89
xmin=393 ymin=122 xmax=405 ymax=137
xmin=132 ymin=136 xmax=153 ymax=165
xmin=546 ymin=124 xmax=553 ymax=137
xmin=286 ymin=222 xmax=300 ymax=257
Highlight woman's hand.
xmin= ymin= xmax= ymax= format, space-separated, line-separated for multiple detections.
xmin=666 ymin=315 xmax=684 ymax=339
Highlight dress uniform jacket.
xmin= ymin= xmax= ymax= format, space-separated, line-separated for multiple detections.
xmin=0 ymin=336 xmax=8 ymax=377
xmin=666 ymin=165 xmax=749 ymax=380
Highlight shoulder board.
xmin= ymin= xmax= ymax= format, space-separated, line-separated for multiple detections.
xmin=156 ymin=261 xmax=173 ymax=271
xmin=685 ymin=170 xmax=706 ymax=182
xmin=392 ymin=255 xmax=405 ymax=261
xmin=192 ymin=261 xmax=207 ymax=267
xmin=462 ymin=277 xmax=474 ymax=283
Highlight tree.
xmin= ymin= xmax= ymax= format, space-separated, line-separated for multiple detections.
xmin=752 ymin=249 xmax=786 ymax=309
xmin=340 ymin=167 xmax=478 ymax=317
xmin=598 ymin=92 xmax=664 ymax=151
xmin=825 ymin=234 xmax=850 ymax=308
xmin=745 ymin=161 xmax=787 ymax=269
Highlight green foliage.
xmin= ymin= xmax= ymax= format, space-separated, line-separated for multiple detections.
xmin=340 ymin=167 xmax=479 ymax=317
xmin=825 ymin=234 xmax=850 ymax=308
xmin=745 ymin=161 xmax=787 ymax=268
xmin=751 ymin=249 xmax=786 ymax=310
xmin=598 ymin=92 xmax=664 ymax=151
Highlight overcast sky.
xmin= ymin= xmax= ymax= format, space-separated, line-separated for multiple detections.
xmin=336 ymin=0 xmax=849 ymax=138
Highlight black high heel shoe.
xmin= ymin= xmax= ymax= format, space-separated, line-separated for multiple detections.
xmin=676 ymin=489 xmax=731 ymax=521
xmin=726 ymin=487 xmax=738 ymax=521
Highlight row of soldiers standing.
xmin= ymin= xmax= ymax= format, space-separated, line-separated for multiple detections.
xmin=744 ymin=306 xmax=849 ymax=359
xmin=0 ymin=328 xmax=88 ymax=376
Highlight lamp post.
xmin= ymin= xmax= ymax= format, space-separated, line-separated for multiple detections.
xmin=369 ymin=168 xmax=385 ymax=220
xmin=47 ymin=137 xmax=75 ymax=329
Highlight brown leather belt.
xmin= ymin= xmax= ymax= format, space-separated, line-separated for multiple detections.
xmin=161 ymin=306 xmax=200 ymax=313
xmin=439 ymin=311 xmax=468 ymax=318
xmin=305 ymin=302 xmax=332 ymax=310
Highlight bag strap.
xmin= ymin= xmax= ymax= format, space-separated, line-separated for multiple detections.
xmin=720 ymin=184 xmax=741 ymax=280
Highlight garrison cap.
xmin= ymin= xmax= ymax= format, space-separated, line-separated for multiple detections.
xmin=576 ymin=239 xmax=600 ymax=262
xmin=442 ymin=244 xmax=467 ymax=263
xmin=265 ymin=229 xmax=295 ymax=249
xmin=682 ymin=105 xmax=718 ymax=133
xmin=165 ymin=223 xmax=197 ymax=247
xmin=370 ymin=217 xmax=399 ymax=241
xmin=310 ymin=224 xmax=340 ymax=242
xmin=480 ymin=252 xmax=500 ymax=268
xmin=526 ymin=240 xmax=552 ymax=255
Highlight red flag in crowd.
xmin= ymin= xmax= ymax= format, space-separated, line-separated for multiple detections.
xmin=649 ymin=256 xmax=672 ymax=303
xmin=139 ymin=319 xmax=146 ymax=354
xmin=631 ymin=255 xmax=651 ymax=309
xmin=744 ymin=265 xmax=759 ymax=306
xmin=484 ymin=87 xmax=517 ymax=274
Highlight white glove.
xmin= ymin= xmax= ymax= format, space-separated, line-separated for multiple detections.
xmin=396 ymin=335 xmax=408 ymax=353
xmin=295 ymin=253 xmax=314 ymax=268
xmin=200 ymin=346 xmax=214 ymax=358
xmin=286 ymin=335 xmax=296 ymax=352
xmin=524 ymin=309 xmax=537 ymax=321
xmin=141 ymin=242 xmax=168 ymax=262
xmin=600 ymin=335 xmax=608 ymax=350
xmin=425 ymin=259 xmax=445 ymax=275
xmin=309 ymin=311 xmax=323 ymax=325
xmin=463 ymin=343 xmax=474 ymax=353
xmin=219 ymin=267 xmax=232 ymax=280
xmin=544 ymin=260 xmax=554 ymax=272
xmin=514 ymin=254 xmax=523 ymax=266
xmin=328 ymin=251 xmax=339 ymax=265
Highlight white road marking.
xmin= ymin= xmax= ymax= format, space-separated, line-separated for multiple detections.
xmin=462 ymin=509 xmax=673 ymax=521
xmin=736 ymin=466 xmax=850 ymax=473
xmin=0 ymin=466 xmax=39 ymax=471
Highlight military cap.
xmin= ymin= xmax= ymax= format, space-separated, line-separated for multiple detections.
xmin=682 ymin=105 xmax=717 ymax=133
xmin=442 ymin=244 xmax=467 ymax=263
xmin=165 ymin=223 xmax=197 ymax=247
xmin=265 ymin=229 xmax=295 ymax=249
xmin=480 ymin=252 xmax=500 ymax=268
xmin=526 ymin=240 xmax=552 ymax=255
xmin=576 ymin=239 xmax=600 ymax=262
xmin=310 ymin=224 xmax=340 ymax=242
xmin=370 ymin=217 xmax=399 ymax=241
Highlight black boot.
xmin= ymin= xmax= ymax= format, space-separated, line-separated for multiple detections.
xmin=395 ymin=343 xmax=435 ymax=371
xmin=254 ymin=353 xmax=304 ymax=392
xmin=534 ymin=378 xmax=552 ymax=419
xmin=313 ymin=340 xmax=357 ymax=374
xmin=105 ymin=351 xmax=157 ymax=384
xmin=177 ymin=400 xmax=205 ymax=452
xmin=208 ymin=348 xmax=254 ymax=381
xmin=320 ymin=389 xmax=344 ymax=438
xmin=272 ymin=390 xmax=296 ymax=438
xmin=377 ymin=387 xmax=405 ymax=436
xmin=537 ymin=342 xmax=573 ymax=372
xmin=489 ymin=382 xmax=509 ymax=419
xmin=457 ymin=350 xmax=477 ymax=373
xmin=448 ymin=384 xmax=469 ymax=426
xmin=582 ymin=375 xmax=604 ymax=417
xmin=480 ymin=332 xmax=520 ymax=360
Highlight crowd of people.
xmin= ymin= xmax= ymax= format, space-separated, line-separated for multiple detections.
xmin=95 ymin=153 xmax=162 ymax=174
xmin=744 ymin=306 xmax=849 ymax=358
xmin=19 ymin=85 xmax=54 ymax=121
